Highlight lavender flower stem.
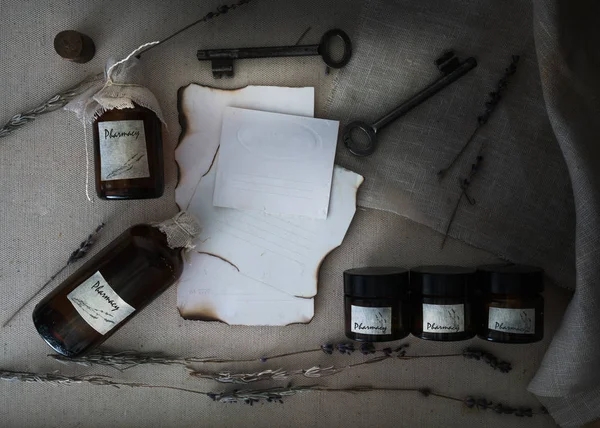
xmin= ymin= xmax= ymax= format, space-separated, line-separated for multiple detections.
xmin=3 ymin=223 xmax=104 ymax=328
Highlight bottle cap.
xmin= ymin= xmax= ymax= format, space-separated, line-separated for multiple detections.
xmin=411 ymin=265 xmax=475 ymax=296
xmin=54 ymin=30 xmax=96 ymax=64
xmin=477 ymin=264 xmax=544 ymax=294
xmin=344 ymin=266 xmax=409 ymax=298
xmin=155 ymin=211 xmax=201 ymax=250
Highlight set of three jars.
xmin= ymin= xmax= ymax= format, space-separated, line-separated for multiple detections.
xmin=344 ymin=265 xmax=544 ymax=343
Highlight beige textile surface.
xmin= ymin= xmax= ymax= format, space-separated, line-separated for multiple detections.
xmin=0 ymin=0 xmax=572 ymax=427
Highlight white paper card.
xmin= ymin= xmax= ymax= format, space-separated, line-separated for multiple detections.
xmin=187 ymin=158 xmax=362 ymax=298
xmin=213 ymin=107 xmax=339 ymax=219
xmin=178 ymin=252 xmax=314 ymax=326
xmin=176 ymin=85 xmax=315 ymax=208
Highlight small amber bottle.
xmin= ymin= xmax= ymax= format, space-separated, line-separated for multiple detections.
xmin=476 ymin=264 xmax=544 ymax=344
xmin=33 ymin=212 xmax=199 ymax=357
xmin=344 ymin=267 xmax=410 ymax=342
xmin=93 ymin=104 xmax=164 ymax=199
xmin=411 ymin=266 xmax=476 ymax=341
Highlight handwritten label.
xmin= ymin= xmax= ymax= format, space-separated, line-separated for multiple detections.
xmin=67 ymin=271 xmax=135 ymax=335
xmin=422 ymin=303 xmax=464 ymax=333
xmin=488 ymin=307 xmax=535 ymax=334
xmin=98 ymin=120 xmax=150 ymax=181
xmin=350 ymin=305 xmax=392 ymax=335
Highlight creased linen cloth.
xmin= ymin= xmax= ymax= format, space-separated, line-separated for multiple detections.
xmin=325 ymin=0 xmax=576 ymax=289
xmin=527 ymin=1 xmax=600 ymax=427
xmin=326 ymin=0 xmax=600 ymax=426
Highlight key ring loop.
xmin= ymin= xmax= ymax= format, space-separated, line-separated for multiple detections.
xmin=343 ymin=121 xmax=377 ymax=157
xmin=318 ymin=29 xmax=352 ymax=69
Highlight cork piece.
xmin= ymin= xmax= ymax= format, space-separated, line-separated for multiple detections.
xmin=54 ymin=30 xmax=96 ymax=63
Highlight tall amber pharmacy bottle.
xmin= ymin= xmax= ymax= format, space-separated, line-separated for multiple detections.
xmin=32 ymin=212 xmax=199 ymax=357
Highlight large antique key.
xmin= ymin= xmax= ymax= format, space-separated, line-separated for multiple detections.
xmin=197 ymin=29 xmax=352 ymax=78
xmin=343 ymin=53 xmax=477 ymax=157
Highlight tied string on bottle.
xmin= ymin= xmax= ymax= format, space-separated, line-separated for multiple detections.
xmin=155 ymin=211 xmax=202 ymax=252
xmin=64 ymin=41 xmax=166 ymax=201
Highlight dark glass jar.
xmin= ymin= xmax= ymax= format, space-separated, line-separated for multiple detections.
xmin=32 ymin=213 xmax=199 ymax=357
xmin=476 ymin=264 xmax=544 ymax=343
xmin=411 ymin=266 xmax=476 ymax=341
xmin=93 ymin=104 xmax=164 ymax=200
xmin=344 ymin=267 xmax=410 ymax=342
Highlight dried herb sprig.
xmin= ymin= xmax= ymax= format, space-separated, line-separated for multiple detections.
xmin=441 ymin=155 xmax=483 ymax=248
xmin=3 ymin=223 xmax=105 ymax=328
xmin=207 ymin=385 xmax=545 ymax=417
xmin=50 ymin=349 xmax=233 ymax=371
xmin=2 ymin=368 xmax=544 ymax=417
xmin=1 ymin=1 xmax=251 ymax=139
xmin=50 ymin=345 xmax=511 ymax=375
xmin=0 ymin=74 xmax=104 ymax=139
xmin=0 ymin=369 xmax=208 ymax=396
xmin=437 ymin=55 xmax=520 ymax=179
xmin=136 ymin=0 xmax=253 ymax=58
xmin=190 ymin=347 xmax=512 ymax=385
xmin=462 ymin=348 xmax=512 ymax=373
xmin=464 ymin=396 xmax=537 ymax=417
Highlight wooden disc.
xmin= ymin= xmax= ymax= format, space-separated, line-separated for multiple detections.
xmin=54 ymin=30 xmax=95 ymax=63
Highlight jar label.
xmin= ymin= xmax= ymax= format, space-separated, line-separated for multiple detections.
xmin=422 ymin=303 xmax=464 ymax=333
xmin=67 ymin=271 xmax=136 ymax=335
xmin=98 ymin=120 xmax=150 ymax=181
xmin=488 ymin=307 xmax=535 ymax=334
xmin=350 ymin=305 xmax=392 ymax=335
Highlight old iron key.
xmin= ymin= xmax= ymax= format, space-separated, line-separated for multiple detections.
xmin=343 ymin=54 xmax=477 ymax=157
xmin=197 ymin=29 xmax=352 ymax=78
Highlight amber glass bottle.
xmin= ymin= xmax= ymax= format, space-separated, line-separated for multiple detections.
xmin=32 ymin=213 xmax=199 ymax=357
xmin=93 ymin=104 xmax=164 ymax=199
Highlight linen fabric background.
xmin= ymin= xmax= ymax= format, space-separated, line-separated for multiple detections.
xmin=0 ymin=0 xmax=597 ymax=427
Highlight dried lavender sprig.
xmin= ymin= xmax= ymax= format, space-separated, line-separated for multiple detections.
xmin=190 ymin=368 xmax=293 ymax=384
xmin=136 ymin=0 xmax=253 ymax=58
xmin=207 ymin=384 xmax=546 ymax=417
xmin=463 ymin=348 xmax=512 ymax=373
xmin=437 ymin=55 xmax=520 ymax=179
xmin=464 ymin=396 xmax=536 ymax=417
xmin=49 ymin=343 xmax=402 ymax=370
xmin=1 ymin=1 xmax=251 ymax=139
xmin=50 ymin=349 xmax=233 ymax=371
xmin=0 ymin=73 xmax=103 ymax=139
xmin=191 ymin=347 xmax=511 ymax=385
xmin=3 ymin=223 xmax=105 ymax=328
xmin=207 ymin=386 xmax=314 ymax=405
xmin=0 ymin=369 xmax=209 ymax=396
xmin=441 ymin=154 xmax=483 ymax=248
xmin=2 ymin=368 xmax=543 ymax=417
xmin=51 ymin=344 xmax=511 ymax=376
xmin=0 ymin=369 xmax=144 ymax=388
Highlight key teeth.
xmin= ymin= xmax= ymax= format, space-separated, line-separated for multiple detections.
xmin=435 ymin=50 xmax=455 ymax=67
xmin=435 ymin=50 xmax=469 ymax=75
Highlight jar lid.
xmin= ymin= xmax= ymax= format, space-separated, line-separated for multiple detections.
xmin=477 ymin=264 xmax=544 ymax=294
xmin=344 ymin=267 xmax=409 ymax=298
xmin=410 ymin=265 xmax=475 ymax=296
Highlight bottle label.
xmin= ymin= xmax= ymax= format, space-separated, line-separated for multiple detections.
xmin=67 ymin=271 xmax=135 ymax=335
xmin=422 ymin=303 xmax=464 ymax=333
xmin=98 ymin=120 xmax=150 ymax=181
xmin=488 ymin=307 xmax=535 ymax=334
xmin=350 ymin=305 xmax=392 ymax=335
